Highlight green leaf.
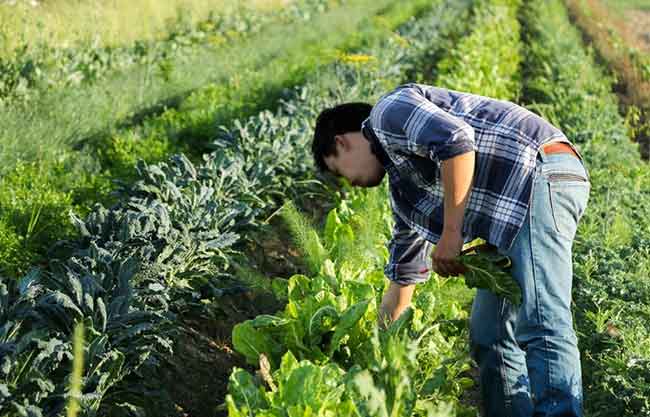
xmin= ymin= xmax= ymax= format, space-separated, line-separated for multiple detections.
xmin=232 ymin=321 xmax=283 ymax=368
xmin=323 ymin=208 xmax=342 ymax=248
xmin=347 ymin=369 xmax=389 ymax=417
xmin=227 ymin=368 xmax=269 ymax=413
xmin=327 ymin=299 xmax=371 ymax=356
xmin=459 ymin=249 xmax=522 ymax=305
xmin=386 ymin=306 xmax=414 ymax=338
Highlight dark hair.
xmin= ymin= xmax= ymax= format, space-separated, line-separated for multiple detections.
xmin=312 ymin=102 xmax=373 ymax=172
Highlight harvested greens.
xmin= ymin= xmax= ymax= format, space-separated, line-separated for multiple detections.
xmin=459 ymin=244 xmax=522 ymax=305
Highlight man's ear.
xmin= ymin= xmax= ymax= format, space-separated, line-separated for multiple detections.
xmin=334 ymin=133 xmax=350 ymax=152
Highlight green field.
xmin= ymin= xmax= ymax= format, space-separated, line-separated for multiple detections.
xmin=1 ymin=0 xmax=649 ymax=416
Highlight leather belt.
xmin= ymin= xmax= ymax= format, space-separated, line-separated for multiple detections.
xmin=541 ymin=142 xmax=579 ymax=159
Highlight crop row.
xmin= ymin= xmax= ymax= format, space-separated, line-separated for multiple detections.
xmin=520 ymin=0 xmax=650 ymax=415
xmin=0 ymin=1 xmax=449 ymax=416
xmin=0 ymin=0 xmax=428 ymax=278
xmin=224 ymin=0 xmax=525 ymax=415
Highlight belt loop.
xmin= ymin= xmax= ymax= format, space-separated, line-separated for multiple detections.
xmin=537 ymin=144 xmax=547 ymax=163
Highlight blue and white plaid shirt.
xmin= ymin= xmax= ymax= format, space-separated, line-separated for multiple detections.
xmin=362 ymin=83 xmax=582 ymax=285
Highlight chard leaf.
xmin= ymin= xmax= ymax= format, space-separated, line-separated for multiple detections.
xmin=227 ymin=368 xmax=269 ymax=413
xmin=308 ymin=306 xmax=339 ymax=343
xmin=232 ymin=321 xmax=282 ymax=368
xmin=250 ymin=314 xmax=292 ymax=328
xmin=347 ymin=369 xmax=389 ymax=417
xmin=279 ymin=350 xmax=299 ymax=376
xmin=386 ymin=306 xmax=414 ymax=337
xmin=459 ymin=248 xmax=521 ymax=305
xmin=327 ymin=299 xmax=371 ymax=357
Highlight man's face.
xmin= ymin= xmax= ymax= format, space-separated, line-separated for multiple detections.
xmin=323 ymin=132 xmax=386 ymax=187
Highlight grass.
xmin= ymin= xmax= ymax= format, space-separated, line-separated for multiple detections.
xmin=600 ymin=0 xmax=650 ymax=13
xmin=0 ymin=0 xmax=289 ymax=57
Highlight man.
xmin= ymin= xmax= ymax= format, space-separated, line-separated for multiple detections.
xmin=311 ymin=83 xmax=590 ymax=417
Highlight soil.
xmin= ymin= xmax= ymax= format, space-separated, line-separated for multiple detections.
xmin=624 ymin=9 xmax=650 ymax=53
xmin=159 ymin=193 xmax=336 ymax=417
xmin=161 ymin=289 xmax=284 ymax=417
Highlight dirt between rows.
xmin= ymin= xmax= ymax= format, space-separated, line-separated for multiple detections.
xmin=160 ymin=201 xmax=318 ymax=416
xmin=624 ymin=9 xmax=650 ymax=53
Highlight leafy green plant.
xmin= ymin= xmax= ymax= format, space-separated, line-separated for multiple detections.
xmin=459 ymin=245 xmax=521 ymax=305
xmin=227 ymin=309 xmax=457 ymax=417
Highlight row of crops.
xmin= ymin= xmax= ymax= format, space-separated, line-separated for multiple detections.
xmin=0 ymin=0 xmax=322 ymax=106
xmin=2 ymin=0 xmax=649 ymax=415
xmin=0 ymin=0 xmax=470 ymax=415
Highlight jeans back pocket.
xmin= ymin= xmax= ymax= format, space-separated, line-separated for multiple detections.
xmin=547 ymin=174 xmax=590 ymax=240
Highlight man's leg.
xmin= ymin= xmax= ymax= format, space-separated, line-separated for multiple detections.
xmin=509 ymin=152 xmax=589 ymax=416
xmin=470 ymin=255 xmax=534 ymax=416
xmin=470 ymin=151 xmax=589 ymax=417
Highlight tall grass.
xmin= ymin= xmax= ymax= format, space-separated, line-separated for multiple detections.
xmin=66 ymin=322 xmax=85 ymax=417
xmin=0 ymin=0 xmax=288 ymax=57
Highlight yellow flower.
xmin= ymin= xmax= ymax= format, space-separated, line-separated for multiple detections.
xmin=338 ymin=53 xmax=376 ymax=65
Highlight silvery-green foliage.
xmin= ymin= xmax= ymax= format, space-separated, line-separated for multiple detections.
xmin=0 ymin=255 xmax=174 ymax=416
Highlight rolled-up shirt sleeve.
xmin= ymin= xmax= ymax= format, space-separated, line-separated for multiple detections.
xmin=384 ymin=212 xmax=433 ymax=285
xmin=371 ymin=86 xmax=477 ymax=161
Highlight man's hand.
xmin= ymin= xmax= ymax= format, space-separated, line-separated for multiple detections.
xmin=431 ymin=229 xmax=467 ymax=277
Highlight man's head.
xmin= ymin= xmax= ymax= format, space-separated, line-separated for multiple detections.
xmin=312 ymin=102 xmax=386 ymax=187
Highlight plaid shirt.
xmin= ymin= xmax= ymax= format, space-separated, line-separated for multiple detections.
xmin=362 ymin=83 xmax=582 ymax=285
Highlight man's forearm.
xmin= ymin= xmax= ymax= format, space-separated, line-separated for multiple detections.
xmin=440 ymin=151 xmax=475 ymax=233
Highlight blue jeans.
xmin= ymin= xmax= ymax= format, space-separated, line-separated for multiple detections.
xmin=469 ymin=148 xmax=590 ymax=417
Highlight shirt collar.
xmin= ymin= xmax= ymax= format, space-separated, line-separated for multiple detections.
xmin=361 ymin=117 xmax=391 ymax=168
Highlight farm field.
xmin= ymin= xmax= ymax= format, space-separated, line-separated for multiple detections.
xmin=1 ymin=0 xmax=649 ymax=416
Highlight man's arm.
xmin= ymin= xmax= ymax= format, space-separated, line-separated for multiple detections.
xmin=432 ymin=150 xmax=475 ymax=277
xmin=378 ymin=281 xmax=416 ymax=331
xmin=379 ymin=211 xmax=433 ymax=330
xmin=370 ymin=86 xmax=477 ymax=277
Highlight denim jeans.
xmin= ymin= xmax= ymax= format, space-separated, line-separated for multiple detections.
xmin=469 ymin=148 xmax=590 ymax=417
